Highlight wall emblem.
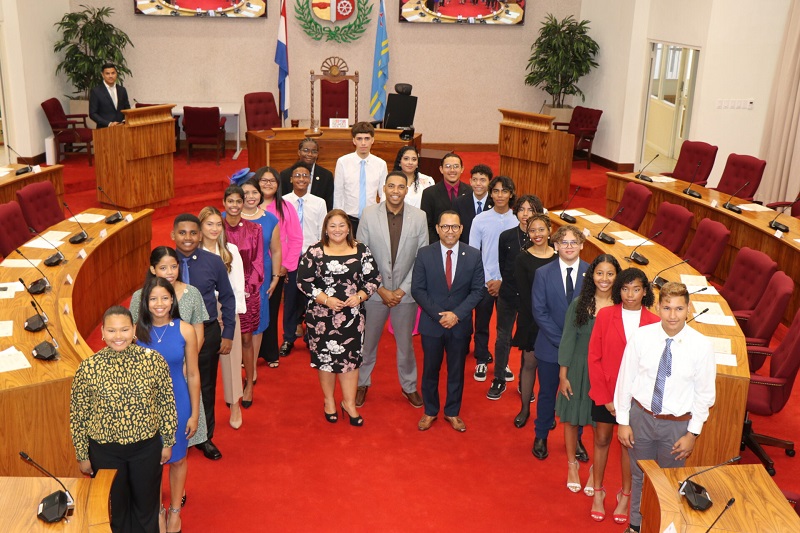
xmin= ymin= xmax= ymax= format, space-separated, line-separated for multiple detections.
xmin=296 ymin=0 xmax=372 ymax=43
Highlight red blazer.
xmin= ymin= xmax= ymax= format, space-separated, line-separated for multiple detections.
xmin=588 ymin=304 xmax=660 ymax=405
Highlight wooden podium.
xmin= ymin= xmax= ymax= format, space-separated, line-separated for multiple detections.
xmin=93 ymin=105 xmax=176 ymax=210
xmin=498 ymin=109 xmax=574 ymax=209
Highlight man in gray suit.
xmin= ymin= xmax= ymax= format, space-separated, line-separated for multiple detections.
xmin=356 ymin=171 xmax=429 ymax=408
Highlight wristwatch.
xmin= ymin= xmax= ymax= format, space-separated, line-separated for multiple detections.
xmin=689 ymin=431 xmax=700 ymax=437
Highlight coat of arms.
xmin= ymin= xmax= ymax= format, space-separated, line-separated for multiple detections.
xmin=296 ymin=0 xmax=372 ymax=43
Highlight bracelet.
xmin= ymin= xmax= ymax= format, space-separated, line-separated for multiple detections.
xmin=322 ymin=294 xmax=329 ymax=305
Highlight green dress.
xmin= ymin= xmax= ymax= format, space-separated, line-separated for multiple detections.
xmin=555 ymin=298 xmax=595 ymax=426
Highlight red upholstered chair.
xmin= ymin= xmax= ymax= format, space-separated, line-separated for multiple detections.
xmin=742 ymin=271 xmax=794 ymax=372
xmin=0 ymin=201 xmax=34 ymax=258
xmin=244 ymin=92 xmax=280 ymax=131
xmin=615 ymin=182 xmax=652 ymax=231
xmin=16 ymin=181 xmax=65 ymax=233
xmin=682 ymin=219 xmax=730 ymax=278
xmin=40 ymin=98 xmax=93 ymax=166
xmin=663 ymin=140 xmax=718 ymax=186
xmin=182 ymin=106 xmax=226 ymax=165
xmin=648 ymin=201 xmax=694 ymax=254
xmin=766 ymin=198 xmax=800 ymax=219
xmin=720 ymin=247 xmax=777 ymax=319
xmin=135 ymin=102 xmax=180 ymax=151
xmin=742 ymin=307 xmax=800 ymax=475
xmin=310 ymin=57 xmax=359 ymax=127
xmin=553 ymin=106 xmax=603 ymax=169
xmin=711 ymin=153 xmax=766 ymax=201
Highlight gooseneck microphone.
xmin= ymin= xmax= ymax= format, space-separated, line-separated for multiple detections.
xmin=722 ymin=181 xmax=750 ymax=214
xmin=682 ymin=161 xmax=703 ymax=199
xmin=652 ymin=258 xmax=690 ymax=289
xmin=596 ymin=207 xmax=624 ymax=244
xmin=687 ymin=308 xmax=710 ymax=324
xmin=6 ymin=143 xmax=33 ymax=175
xmin=19 ymin=451 xmax=74 ymax=522
xmin=626 ymin=231 xmax=662 ymax=266
xmin=689 ymin=286 xmax=709 ymax=296
xmin=635 ymin=154 xmax=658 ymax=182
xmin=768 ymin=196 xmax=800 ymax=234
xmin=33 ymin=316 xmax=60 ymax=361
xmin=678 ymin=455 xmax=741 ymax=511
xmin=705 ymin=498 xmax=735 ymax=532
xmin=28 ymin=227 xmax=66 ymax=266
xmin=15 ymin=249 xmax=50 ymax=294
xmin=62 ymin=202 xmax=89 ymax=244
xmin=24 ymin=299 xmax=47 ymax=332
xmin=559 ymin=186 xmax=582 ymax=223
xmin=97 ymin=186 xmax=123 ymax=224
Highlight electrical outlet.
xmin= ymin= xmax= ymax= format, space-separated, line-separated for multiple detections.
xmin=747 ymin=100 xmax=754 ymax=110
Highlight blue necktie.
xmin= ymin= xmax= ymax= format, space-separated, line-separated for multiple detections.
xmin=476 ymin=200 xmax=482 ymax=216
xmin=181 ymin=257 xmax=190 ymax=284
xmin=565 ymin=267 xmax=574 ymax=302
xmin=651 ymin=338 xmax=673 ymax=415
xmin=297 ymin=197 xmax=304 ymax=226
xmin=358 ymin=160 xmax=367 ymax=218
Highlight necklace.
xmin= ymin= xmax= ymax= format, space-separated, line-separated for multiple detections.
xmin=241 ymin=207 xmax=260 ymax=218
xmin=152 ymin=321 xmax=173 ymax=343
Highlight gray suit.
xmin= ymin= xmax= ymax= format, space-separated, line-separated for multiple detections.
xmin=356 ymin=202 xmax=428 ymax=392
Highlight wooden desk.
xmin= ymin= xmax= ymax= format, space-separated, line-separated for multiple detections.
xmin=0 ymin=209 xmax=152 ymax=477
xmin=606 ymin=171 xmax=800 ymax=324
xmin=246 ymin=127 xmax=422 ymax=174
xmin=549 ymin=209 xmax=749 ymax=466
xmin=640 ymin=460 xmax=800 ymax=532
xmin=0 ymin=469 xmax=115 ymax=532
xmin=0 ymin=164 xmax=64 ymax=206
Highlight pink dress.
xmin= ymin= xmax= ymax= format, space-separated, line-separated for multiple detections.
xmin=224 ymin=218 xmax=264 ymax=333
xmin=265 ymin=200 xmax=303 ymax=272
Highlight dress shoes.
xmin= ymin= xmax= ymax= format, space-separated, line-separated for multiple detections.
xmin=355 ymin=385 xmax=368 ymax=407
xmin=418 ymin=414 xmax=437 ymax=431
xmin=532 ymin=437 xmax=549 ymax=460
xmin=443 ymin=415 xmax=467 ymax=432
xmin=279 ymin=341 xmax=294 ymax=357
xmin=401 ymin=390 xmax=424 ymax=408
xmin=576 ymin=438 xmax=590 ymax=463
xmin=197 ymin=440 xmax=222 ymax=460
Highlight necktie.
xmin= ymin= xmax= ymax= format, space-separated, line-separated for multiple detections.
xmin=297 ymin=197 xmax=304 ymax=226
xmin=181 ymin=257 xmax=190 ymax=284
xmin=448 ymin=185 xmax=456 ymax=203
xmin=446 ymin=250 xmax=453 ymax=290
xmin=476 ymin=201 xmax=482 ymax=216
xmin=358 ymin=160 xmax=367 ymax=218
xmin=565 ymin=267 xmax=574 ymax=302
xmin=651 ymin=338 xmax=673 ymax=415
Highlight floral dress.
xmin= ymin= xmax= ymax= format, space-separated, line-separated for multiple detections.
xmin=297 ymin=242 xmax=381 ymax=373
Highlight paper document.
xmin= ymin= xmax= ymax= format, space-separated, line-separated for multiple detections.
xmin=0 ymin=320 xmax=11 ymax=337
xmin=0 ymin=346 xmax=31 ymax=373
xmin=0 ymin=281 xmax=24 ymax=294
xmin=42 ymin=231 xmax=71 ymax=242
xmin=618 ymin=238 xmax=654 ymax=247
xmin=738 ymin=203 xmax=773 ymax=212
xmin=694 ymin=313 xmax=736 ymax=326
xmin=694 ymin=302 xmax=724 ymax=316
xmin=582 ymin=214 xmax=610 ymax=224
xmin=649 ymin=175 xmax=677 ymax=183
xmin=681 ymin=274 xmax=708 ymax=287
xmin=715 ymin=353 xmax=737 ymax=366
xmin=24 ymin=237 xmax=65 ymax=249
xmin=686 ymin=285 xmax=719 ymax=296
xmin=1 ymin=259 xmax=41 ymax=268
xmin=553 ymin=209 xmax=583 ymax=217
xmin=610 ymin=231 xmax=641 ymax=240
xmin=709 ymin=336 xmax=732 ymax=354
xmin=70 ymin=213 xmax=106 ymax=224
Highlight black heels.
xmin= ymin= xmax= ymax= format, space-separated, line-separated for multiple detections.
xmin=324 ymin=408 xmax=338 ymax=423
xmin=514 ymin=410 xmax=530 ymax=428
xmin=242 ymin=381 xmax=253 ymax=409
xmin=340 ymin=402 xmax=363 ymax=426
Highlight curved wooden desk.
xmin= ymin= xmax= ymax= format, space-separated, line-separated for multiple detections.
xmin=0 ymin=469 xmax=115 ymax=532
xmin=549 ymin=209 xmax=749 ymax=466
xmin=0 ymin=209 xmax=152 ymax=477
xmin=639 ymin=460 xmax=800 ymax=532
xmin=606 ymin=171 xmax=800 ymax=324
xmin=0 ymin=164 xmax=64 ymax=206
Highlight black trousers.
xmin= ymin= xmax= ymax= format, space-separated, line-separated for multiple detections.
xmin=259 ymin=274 xmax=285 ymax=362
xmin=89 ymin=435 xmax=162 ymax=533
xmin=472 ymin=288 xmax=495 ymax=364
xmin=281 ymin=270 xmax=301 ymax=343
xmin=421 ymin=331 xmax=470 ymax=417
xmin=198 ymin=320 xmax=221 ymax=439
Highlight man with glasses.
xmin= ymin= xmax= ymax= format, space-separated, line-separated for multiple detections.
xmin=532 ymin=224 xmax=589 ymax=460
xmin=280 ymin=138 xmax=334 ymax=210
xmin=412 ymin=211 xmax=484 ymax=432
xmin=455 ymin=164 xmax=493 ymax=244
xmin=420 ymin=152 xmax=471 ymax=244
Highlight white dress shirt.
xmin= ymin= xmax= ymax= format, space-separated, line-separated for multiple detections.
xmin=284 ymin=191 xmax=326 ymax=253
xmin=439 ymin=241 xmax=460 ymax=275
xmin=333 ymin=152 xmax=388 ymax=218
xmin=621 ymin=308 xmax=642 ymax=341
xmin=558 ymin=257 xmax=580 ymax=295
xmin=207 ymin=242 xmax=246 ymax=314
xmin=105 ymin=82 xmax=118 ymax=108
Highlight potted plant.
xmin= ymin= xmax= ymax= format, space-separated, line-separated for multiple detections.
xmin=524 ymin=14 xmax=599 ymax=123
xmin=54 ymin=5 xmax=133 ymax=123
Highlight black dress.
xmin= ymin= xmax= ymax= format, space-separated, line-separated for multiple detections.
xmin=513 ymin=250 xmax=557 ymax=350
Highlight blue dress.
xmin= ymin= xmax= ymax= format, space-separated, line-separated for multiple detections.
xmin=138 ymin=320 xmax=190 ymax=463
xmin=246 ymin=210 xmax=280 ymax=334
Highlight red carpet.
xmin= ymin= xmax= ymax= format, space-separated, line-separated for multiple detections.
xmin=61 ymin=148 xmax=799 ymax=531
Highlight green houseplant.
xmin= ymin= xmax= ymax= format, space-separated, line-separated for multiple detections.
xmin=524 ymin=14 xmax=599 ymax=111
xmin=54 ymin=5 xmax=133 ymax=100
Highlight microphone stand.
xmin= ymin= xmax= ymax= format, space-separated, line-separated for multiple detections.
xmin=767 ymin=196 xmax=800 ymax=234
xmin=626 ymin=231 xmax=662 ymax=266
xmin=635 ymin=154 xmax=659 ymax=183
xmin=596 ymin=207 xmax=624 ymax=245
xmin=682 ymin=161 xmax=703 ymax=199
xmin=559 ymin=186 xmax=582 ymax=223
xmin=722 ymin=181 xmax=750 ymax=214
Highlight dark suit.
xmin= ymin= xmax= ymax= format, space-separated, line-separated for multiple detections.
xmin=420 ymin=180 xmax=471 ymax=244
xmin=88 ymin=84 xmax=130 ymax=128
xmin=532 ymin=258 xmax=589 ymax=439
xmin=280 ymin=163 xmax=334 ymax=211
xmin=454 ymin=193 xmax=493 ymax=244
xmin=412 ymin=242 xmax=484 ymax=417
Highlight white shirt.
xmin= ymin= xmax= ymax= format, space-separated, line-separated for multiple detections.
xmin=105 ymin=82 xmax=118 ymax=108
xmin=284 ymin=191 xmax=326 ymax=253
xmin=380 ymin=172 xmax=435 ymax=209
xmin=614 ymin=322 xmax=716 ymax=435
xmin=439 ymin=241 xmax=460 ymax=276
xmin=333 ymin=152 xmax=388 ymax=218
xmin=621 ymin=308 xmax=642 ymax=341
xmin=206 ymin=242 xmax=246 ymax=314
xmin=558 ymin=258 xmax=580 ymax=295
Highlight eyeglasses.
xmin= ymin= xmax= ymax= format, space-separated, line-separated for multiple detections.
xmin=438 ymin=224 xmax=461 ymax=232
xmin=443 ymin=164 xmax=461 ymax=170
xmin=292 ymin=173 xmax=310 ymax=179
xmin=300 ymin=148 xmax=319 ymax=154
xmin=259 ymin=178 xmax=277 ymax=185
xmin=559 ymin=240 xmax=580 ymax=248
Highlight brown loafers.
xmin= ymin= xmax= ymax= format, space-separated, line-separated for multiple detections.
xmin=418 ymin=414 xmax=437 ymax=431
xmin=443 ymin=415 xmax=466 ymax=432
xmin=402 ymin=390 xmax=424 ymax=408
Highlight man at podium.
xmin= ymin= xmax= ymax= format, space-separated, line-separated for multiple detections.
xmin=89 ymin=63 xmax=130 ymax=128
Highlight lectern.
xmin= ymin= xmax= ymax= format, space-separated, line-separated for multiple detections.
xmin=498 ymin=109 xmax=574 ymax=209
xmin=93 ymin=104 xmax=176 ymax=210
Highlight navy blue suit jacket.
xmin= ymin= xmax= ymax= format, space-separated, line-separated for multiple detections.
xmin=411 ymin=242 xmax=485 ymax=338
xmin=89 ymin=84 xmax=130 ymax=127
xmin=532 ymin=258 xmax=589 ymax=363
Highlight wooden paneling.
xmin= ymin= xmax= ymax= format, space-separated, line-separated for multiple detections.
xmin=0 ymin=164 xmax=65 ymax=206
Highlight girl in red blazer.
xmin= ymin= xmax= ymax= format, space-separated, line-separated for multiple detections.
xmin=587 ymin=268 xmax=659 ymax=524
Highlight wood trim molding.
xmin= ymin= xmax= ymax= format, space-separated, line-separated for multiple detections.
xmin=422 ymin=143 xmax=499 ymax=152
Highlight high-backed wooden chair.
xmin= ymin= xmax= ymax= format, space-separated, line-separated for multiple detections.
xmin=663 ymin=140 xmax=718 ymax=186
xmin=40 ymin=98 xmax=93 ymax=166
xmin=553 ymin=106 xmax=603 ymax=169
xmin=310 ymin=57 xmax=359 ymax=127
xmin=244 ymin=92 xmax=281 ymax=131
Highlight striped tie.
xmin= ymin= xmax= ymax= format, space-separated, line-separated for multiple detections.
xmin=651 ymin=338 xmax=673 ymax=415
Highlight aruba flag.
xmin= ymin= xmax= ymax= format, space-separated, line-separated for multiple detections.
xmin=370 ymin=0 xmax=389 ymax=121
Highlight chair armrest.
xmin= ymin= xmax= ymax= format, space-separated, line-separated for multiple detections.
xmin=745 ymin=337 xmax=769 ymax=347
xmin=552 ymin=122 xmax=569 ymax=131
xmin=749 ymin=374 xmax=787 ymax=387
xmin=747 ymin=346 xmax=774 ymax=359
xmin=734 ymin=310 xmax=753 ymax=321
xmin=575 ymin=126 xmax=597 ymax=136
xmin=767 ymin=201 xmax=792 ymax=209
xmin=219 ymin=117 xmax=227 ymax=127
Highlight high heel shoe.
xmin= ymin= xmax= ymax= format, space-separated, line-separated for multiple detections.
xmin=590 ymin=487 xmax=606 ymax=522
xmin=583 ymin=465 xmax=595 ymax=497
xmin=341 ymin=402 xmax=363 ymax=426
xmin=613 ymin=489 xmax=631 ymax=524
xmin=229 ymin=402 xmax=242 ymax=429
xmin=242 ymin=382 xmax=253 ymax=409
xmin=324 ymin=408 xmax=338 ymax=423
xmin=166 ymin=505 xmax=182 ymax=533
xmin=513 ymin=410 xmax=529 ymax=428
xmin=566 ymin=460 xmax=581 ymax=493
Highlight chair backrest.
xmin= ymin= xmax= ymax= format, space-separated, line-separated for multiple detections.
xmin=713 ymin=153 xmax=766 ymax=201
xmin=182 ymin=106 xmax=221 ymax=137
xmin=615 ymin=182 xmax=652 ymax=231
xmin=649 ymin=201 xmax=694 ymax=254
xmin=664 ymin=140 xmax=718 ymax=186
xmin=310 ymin=57 xmax=359 ymax=126
xmin=683 ymin=218 xmax=730 ymax=277
xmin=764 ymin=307 xmax=800 ymax=412
xmin=720 ymin=247 xmax=777 ymax=312
xmin=244 ymin=92 xmax=280 ymax=131
xmin=744 ymin=271 xmax=794 ymax=342
xmin=568 ymin=106 xmax=603 ymax=137
xmin=0 ymin=201 xmax=33 ymax=258
xmin=41 ymin=98 xmax=69 ymax=130
xmin=16 ymin=181 xmax=65 ymax=233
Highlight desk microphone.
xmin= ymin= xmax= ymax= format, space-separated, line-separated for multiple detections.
xmin=19 ymin=451 xmax=74 ymax=522
xmin=636 ymin=154 xmax=658 ymax=182
xmin=62 ymin=202 xmax=89 ymax=244
xmin=690 ymin=286 xmax=709 ymax=296
xmin=767 ymin=196 xmax=800 ymax=234
xmin=24 ymin=299 xmax=47 ymax=332
xmin=6 ymin=143 xmax=33 ymax=175
xmin=722 ymin=181 xmax=750 ymax=214
xmin=626 ymin=231 xmax=662 ymax=266
xmin=687 ymin=308 xmax=709 ymax=324
xmin=28 ymin=226 xmax=66 ymax=266
xmin=682 ymin=161 xmax=703 ymax=199
xmin=596 ymin=207 xmax=624 ymax=244
xmin=97 ymin=187 xmax=123 ymax=224
xmin=559 ymin=186 xmax=581 ymax=223
xmin=33 ymin=315 xmax=60 ymax=360
xmin=704 ymin=498 xmax=735 ymax=532
xmin=678 ymin=455 xmax=741 ymax=511
xmin=15 ymin=249 xmax=50 ymax=294
xmin=652 ymin=258 xmax=690 ymax=289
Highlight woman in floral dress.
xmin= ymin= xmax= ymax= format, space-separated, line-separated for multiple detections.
xmin=297 ymin=209 xmax=381 ymax=426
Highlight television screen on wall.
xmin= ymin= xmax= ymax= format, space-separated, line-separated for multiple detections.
xmin=399 ymin=0 xmax=525 ymax=26
xmin=134 ymin=0 xmax=267 ymax=18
